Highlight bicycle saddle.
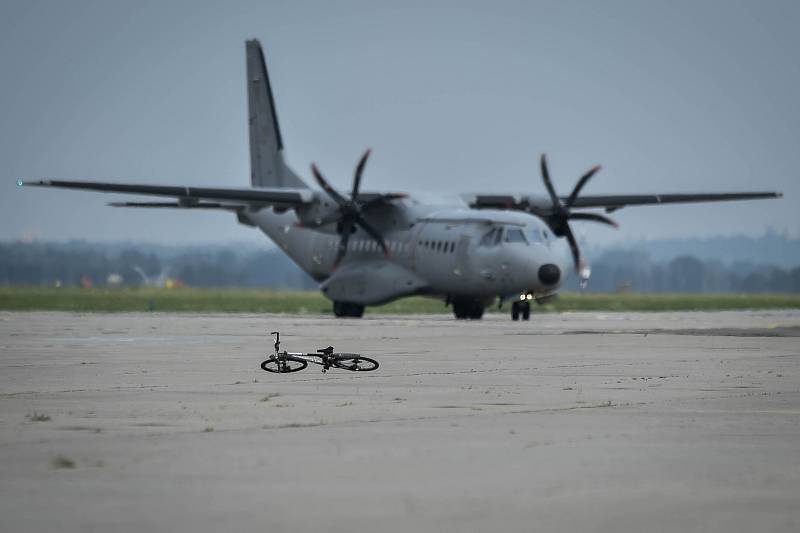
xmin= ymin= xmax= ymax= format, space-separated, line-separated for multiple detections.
xmin=316 ymin=346 xmax=334 ymax=355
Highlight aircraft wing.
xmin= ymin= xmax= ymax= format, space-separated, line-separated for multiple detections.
xmin=564 ymin=192 xmax=782 ymax=212
xmin=469 ymin=191 xmax=782 ymax=214
xmin=21 ymin=179 xmax=314 ymax=210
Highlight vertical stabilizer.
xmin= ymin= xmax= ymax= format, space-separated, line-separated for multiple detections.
xmin=246 ymin=40 xmax=306 ymax=189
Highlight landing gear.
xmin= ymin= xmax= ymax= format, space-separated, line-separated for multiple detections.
xmin=452 ymin=298 xmax=485 ymax=320
xmin=511 ymin=300 xmax=531 ymax=321
xmin=333 ymin=301 xmax=365 ymax=318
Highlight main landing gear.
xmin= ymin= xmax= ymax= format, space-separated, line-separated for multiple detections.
xmin=511 ymin=300 xmax=531 ymax=321
xmin=333 ymin=301 xmax=365 ymax=318
xmin=452 ymin=298 xmax=485 ymax=320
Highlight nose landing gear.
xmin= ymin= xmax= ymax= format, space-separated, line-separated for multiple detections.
xmin=511 ymin=300 xmax=531 ymax=321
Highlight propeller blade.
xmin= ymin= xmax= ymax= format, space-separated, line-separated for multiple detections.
xmin=539 ymin=154 xmax=561 ymax=209
xmin=566 ymin=165 xmax=601 ymax=208
xmin=562 ymin=223 xmax=582 ymax=271
xmin=355 ymin=217 xmax=390 ymax=256
xmin=540 ymin=154 xmax=561 ymax=210
xmin=311 ymin=163 xmax=348 ymax=206
xmin=568 ymin=212 xmax=618 ymax=228
xmin=352 ymin=149 xmax=371 ymax=200
xmin=332 ymin=221 xmax=354 ymax=269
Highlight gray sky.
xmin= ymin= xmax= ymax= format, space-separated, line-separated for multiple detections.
xmin=1 ymin=0 xmax=798 ymax=245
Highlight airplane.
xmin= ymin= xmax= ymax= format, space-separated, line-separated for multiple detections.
xmin=20 ymin=39 xmax=782 ymax=321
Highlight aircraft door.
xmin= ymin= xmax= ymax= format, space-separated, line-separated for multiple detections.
xmin=309 ymin=233 xmax=331 ymax=279
xmin=453 ymin=235 xmax=471 ymax=278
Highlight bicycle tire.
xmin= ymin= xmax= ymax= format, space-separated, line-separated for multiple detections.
xmin=261 ymin=355 xmax=308 ymax=373
xmin=332 ymin=355 xmax=379 ymax=371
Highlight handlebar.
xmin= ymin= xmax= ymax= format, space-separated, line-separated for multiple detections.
xmin=270 ymin=331 xmax=280 ymax=353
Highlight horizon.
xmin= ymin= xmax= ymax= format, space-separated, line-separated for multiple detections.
xmin=6 ymin=226 xmax=799 ymax=247
xmin=5 ymin=229 xmax=800 ymax=269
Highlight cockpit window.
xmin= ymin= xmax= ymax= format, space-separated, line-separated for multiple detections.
xmin=526 ymin=227 xmax=543 ymax=243
xmin=504 ymin=228 xmax=528 ymax=244
xmin=480 ymin=228 xmax=498 ymax=246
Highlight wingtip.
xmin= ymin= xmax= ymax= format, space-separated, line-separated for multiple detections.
xmin=19 ymin=179 xmax=49 ymax=187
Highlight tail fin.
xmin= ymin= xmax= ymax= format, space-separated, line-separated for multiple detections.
xmin=246 ymin=40 xmax=306 ymax=189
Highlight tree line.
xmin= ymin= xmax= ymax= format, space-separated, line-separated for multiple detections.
xmin=1 ymin=241 xmax=798 ymax=293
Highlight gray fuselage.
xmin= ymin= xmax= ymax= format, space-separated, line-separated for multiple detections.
xmin=244 ymin=191 xmax=572 ymax=307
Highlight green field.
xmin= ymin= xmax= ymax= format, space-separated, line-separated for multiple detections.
xmin=0 ymin=288 xmax=798 ymax=314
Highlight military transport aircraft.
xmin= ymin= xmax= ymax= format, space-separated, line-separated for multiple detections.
xmin=21 ymin=40 xmax=782 ymax=320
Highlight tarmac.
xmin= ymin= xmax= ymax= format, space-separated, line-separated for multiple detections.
xmin=1 ymin=310 xmax=799 ymax=532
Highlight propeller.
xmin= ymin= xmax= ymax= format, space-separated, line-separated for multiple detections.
xmin=310 ymin=149 xmax=401 ymax=269
xmin=539 ymin=154 xmax=618 ymax=282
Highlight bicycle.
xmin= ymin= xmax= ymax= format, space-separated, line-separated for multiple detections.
xmin=261 ymin=331 xmax=379 ymax=373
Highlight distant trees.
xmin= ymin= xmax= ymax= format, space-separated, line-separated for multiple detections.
xmin=0 ymin=240 xmax=798 ymax=293
xmin=566 ymin=249 xmax=800 ymax=293
xmin=0 ymin=242 xmax=316 ymax=290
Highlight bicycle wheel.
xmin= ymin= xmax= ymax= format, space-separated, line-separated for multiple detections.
xmin=332 ymin=355 xmax=379 ymax=371
xmin=261 ymin=355 xmax=308 ymax=373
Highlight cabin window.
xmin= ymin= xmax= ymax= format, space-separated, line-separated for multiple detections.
xmin=505 ymin=228 xmax=528 ymax=244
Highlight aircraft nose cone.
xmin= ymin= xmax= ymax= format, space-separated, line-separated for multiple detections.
xmin=538 ymin=264 xmax=561 ymax=285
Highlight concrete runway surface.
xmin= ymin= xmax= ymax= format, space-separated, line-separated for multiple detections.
xmin=1 ymin=310 xmax=799 ymax=532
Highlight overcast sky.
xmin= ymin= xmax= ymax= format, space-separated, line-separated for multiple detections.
xmin=1 ymin=0 xmax=797 ymax=245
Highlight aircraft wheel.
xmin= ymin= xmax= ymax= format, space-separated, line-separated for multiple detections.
xmin=452 ymin=300 xmax=468 ymax=319
xmin=521 ymin=301 xmax=531 ymax=321
xmin=511 ymin=301 xmax=520 ymax=321
xmin=452 ymin=298 xmax=483 ymax=320
xmin=333 ymin=301 xmax=365 ymax=318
